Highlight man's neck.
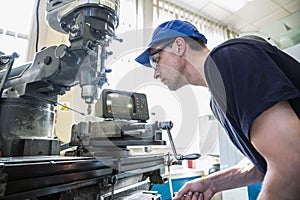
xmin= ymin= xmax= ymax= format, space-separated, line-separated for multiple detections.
xmin=184 ymin=48 xmax=210 ymax=87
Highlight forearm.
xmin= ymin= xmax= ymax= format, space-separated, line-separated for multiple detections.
xmin=207 ymin=158 xmax=264 ymax=194
xmin=173 ymin=158 xmax=264 ymax=200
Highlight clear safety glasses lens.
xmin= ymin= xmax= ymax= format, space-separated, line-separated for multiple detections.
xmin=148 ymin=41 xmax=173 ymax=70
xmin=149 ymin=55 xmax=158 ymax=70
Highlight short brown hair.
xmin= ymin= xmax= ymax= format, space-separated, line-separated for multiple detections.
xmin=183 ymin=36 xmax=207 ymax=50
xmin=157 ymin=36 xmax=206 ymax=51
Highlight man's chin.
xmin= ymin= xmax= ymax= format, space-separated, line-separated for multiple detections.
xmin=167 ymin=84 xmax=185 ymax=91
xmin=168 ymin=86 xmax=177 ymax=91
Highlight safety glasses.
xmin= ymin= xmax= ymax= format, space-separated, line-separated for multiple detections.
xmin=149 ymin=41 xmax=174 ymax=70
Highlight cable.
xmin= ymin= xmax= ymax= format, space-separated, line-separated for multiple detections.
xmin=167 ymin=153 xmax=174 ymax=198
xmin=35 ymin=0 xmax=41 ymax=52
xmin=0 ymin=53 xmax=19 ymax=97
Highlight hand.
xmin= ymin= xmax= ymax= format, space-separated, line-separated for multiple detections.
xmin=173 ymin=178 xmax=215 ymax=200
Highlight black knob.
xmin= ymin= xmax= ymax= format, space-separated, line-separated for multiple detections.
xmin=44 ymin=56 xmax=52 ymax=65
xmin=105 ymin=69 xmax=112 ymax=73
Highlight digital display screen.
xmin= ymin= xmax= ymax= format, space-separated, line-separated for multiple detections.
xmin=106 ymin=93 xmax=134 ymax=116
xmin=95 ymin=89 xmax=149 ymax=121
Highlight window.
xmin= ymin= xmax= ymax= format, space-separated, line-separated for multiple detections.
xmin=153 ymin=0 xmax=237 ymax=49
xmin=0 ymin=0 xmax=36 ymax=66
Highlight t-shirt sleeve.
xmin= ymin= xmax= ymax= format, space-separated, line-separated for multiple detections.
xmin=206 ymin=41 xmax=300 ymax=139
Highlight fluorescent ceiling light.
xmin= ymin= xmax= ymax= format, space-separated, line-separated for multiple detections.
xmin=213 ymin=0 xmax=253 ymax=11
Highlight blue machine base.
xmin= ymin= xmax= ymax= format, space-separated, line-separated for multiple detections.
xmin=151 ymin=175 xmax=201 ymax=200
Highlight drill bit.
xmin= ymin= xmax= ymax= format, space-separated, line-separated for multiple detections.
xmin=87 ymin=104 xmax=92 ymax=115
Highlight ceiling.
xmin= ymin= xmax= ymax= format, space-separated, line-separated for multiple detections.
xmin=168 ymin=0 xmax=300 ymax=47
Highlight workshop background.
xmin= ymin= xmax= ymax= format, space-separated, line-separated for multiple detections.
xmin=0 ymin=0 xmax=299 ymax=200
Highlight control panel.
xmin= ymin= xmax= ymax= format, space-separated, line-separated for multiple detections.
xmin=95 ymin=89 xmax=149 ymax=121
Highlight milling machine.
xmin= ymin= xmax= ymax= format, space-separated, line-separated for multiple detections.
xmin=0 ymin=0 xmax=122 ymax=157
xmin=0 ymin=1 xmax=169 ymax=199
xmin=0 ymin=1 xmax=201 ymax=199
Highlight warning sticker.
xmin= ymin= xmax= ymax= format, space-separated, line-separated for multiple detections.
xmin=60 ymin=102 xmax=70 ymax=112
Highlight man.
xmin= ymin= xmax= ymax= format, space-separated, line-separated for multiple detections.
xmin=135 ymin=20 xmax=300 ymax=200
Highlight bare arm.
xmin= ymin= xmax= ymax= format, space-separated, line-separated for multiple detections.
xmin=173 ymin=157 xmax=264 ymax=200
xmin=250 ymin=101 xmax=300 ymax=199
xmin=207 ymin=157 xmax=264 ymax=193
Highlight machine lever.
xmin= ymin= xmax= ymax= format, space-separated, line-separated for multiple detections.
xmin=161 ymin=121 xmax=201 ymax=161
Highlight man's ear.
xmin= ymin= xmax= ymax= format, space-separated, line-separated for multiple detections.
xmin=174 ymin=37 xmax=186 ymax=56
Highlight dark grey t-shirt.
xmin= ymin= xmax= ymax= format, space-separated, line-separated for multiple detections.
xmin=204 ymin=38 xmax=300 ymax=173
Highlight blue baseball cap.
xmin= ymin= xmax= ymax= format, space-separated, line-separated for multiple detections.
xmin=135 ymin=20 xmax=207 ymax=67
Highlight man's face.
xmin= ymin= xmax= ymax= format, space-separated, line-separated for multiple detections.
xmin=149 ymin=41 xmax=188 ymax=91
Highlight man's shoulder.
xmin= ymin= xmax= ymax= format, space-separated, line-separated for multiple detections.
xmin=211 ymin=37 xmax=269 ymax=54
